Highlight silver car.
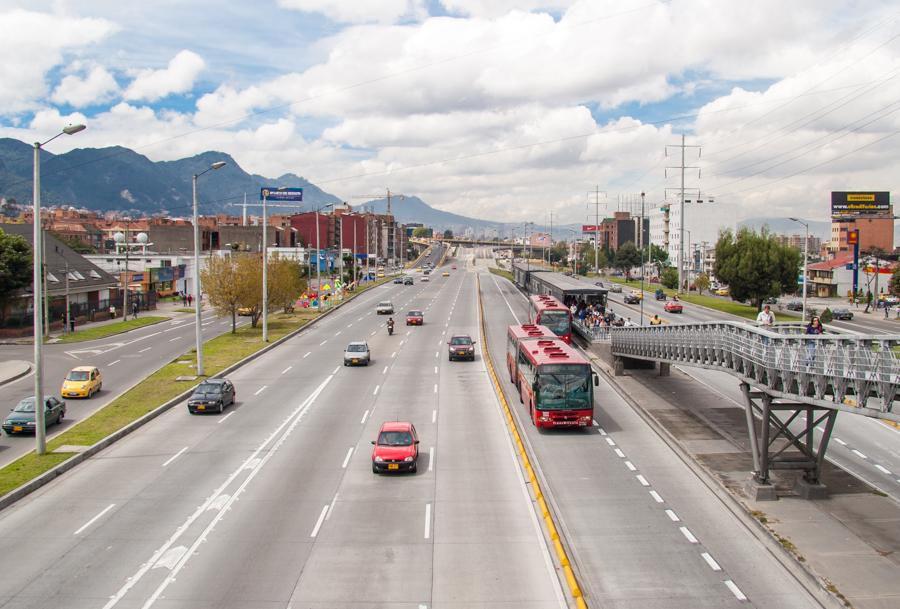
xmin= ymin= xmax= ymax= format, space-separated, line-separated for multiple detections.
xmin=376 ymin=301 xmax=394 ymax=314
xmin=344 ymin=341 xmax=370 ymax=366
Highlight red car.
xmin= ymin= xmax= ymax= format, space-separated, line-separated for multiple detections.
xmin=451 ymin=265 xmax=457 ymax=270
xmin=664 ymin=300 xmax=683 ymax=313
xmin=371 ymin=421 xmax=419 ymax=473
xmin=406 ymin=310 xmax=424 ymax=325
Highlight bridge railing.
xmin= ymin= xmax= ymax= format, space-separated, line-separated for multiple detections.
xmin=573 ymin=318 xmax=611 ymax=342
xmin=610 ymin=321 xmax=900 ymax=417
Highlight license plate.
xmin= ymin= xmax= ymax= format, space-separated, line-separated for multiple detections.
xmin=458 ymin=351 xmax=466 ymax=356
xmin=388 ymin=463 xmax=399 ymax=470
xmin=13 ymin=426 xmax=22 ymax=432
xmin=197 ymin=405 xmax=206 ymax=411
xmin=352 ymin=359 xmax=358 ymax=364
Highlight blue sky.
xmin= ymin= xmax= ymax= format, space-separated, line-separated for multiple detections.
xmin=1 ymin=0 xmax=898 ymax=240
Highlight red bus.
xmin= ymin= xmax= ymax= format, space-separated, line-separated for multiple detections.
xmin=528 ymin=294 xmax=573 ymax=344
xmin=506 ymin=324 xmax=558 ymax=383
xmin=514 ymin=336 xmax=598 ymax=428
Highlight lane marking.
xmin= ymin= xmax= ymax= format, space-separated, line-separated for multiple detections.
xmin=432 ymin=409 xmax=437 ymax=423
xmin=428 ymin=447 xmax=434 ymax=471
xmin=217 ymin=412 xmax=234 ymax=424
xmin=614 ymin=448 xmax=625 ymax=458
xmin=599 ymin=428 xmax=607 ymax=436
xmin=605 ymin=437 xmax=616 ymax=446
xmin=335 ymin=330 xmax=342 ymax=336
xmin=679 ymin=526 xmax=698 ymax=543
xmin=373 ymin=384 xmax=380 ymax=396
xmin=424 ymin=503 xmax=432 ymax=539
xmin=701 ymin=552 xmax=722 ymax=571
xmin=434 ymin=366 xmax=438 ymax=374
xmin=436 ymin=339 xmax=442 ymax=345
xmin=625 ymin=461 xmax=637 ymax=471
xmin=161 ymin=447 xmax=188 ymax=468
xmin=852 ymin=449 xmax=868 ymax=459
xmin=875 ymin=464 xmax=892 ymax=475
xmin=636 ymin=474 xmax=650 ymax=486
xmin=282 ymin=365 xmax=293 ymax=374
xmin=361 ymin=409 xmax=369 ymax=424
xmin=665 ymin=509 xmax=680 ymax=522
xmin=74 ymin=503 xmax=116 ymax=535
xmin=319 ymin=340 xmax=328 ymax=346
xmin=834 ymin=437 xmax=847 ymax=446
xmin=310 ymin=505 xmax=330 ymax=537
xmin=254 ymin=386 xmax=267 ymax=396
xmin=341 ymin=447 xmax=354 ymax=469
xmin=383 ymin=366 xmax=389 ymax=374
xmin=371 ymin=330 xmax=377 ymax=336
xmin=108 ymin=359 xmax=121 ymax=366
xmin=592 ymin=419 xmax=599 ymax=427
xmin=434 ymin=351 xmax=439 ymax=358
xmin=333 ymin=366 xmax=340 ymax=375
xmin=391 ymin=351 xmax=397 ymax=358
xmin=649 ymin=490 xmax=664 ymax=503
xmin=303 ymin=352 xmax=311 ymax=358
xmin=168 ymin=336 xmax=182 ymax=342
xmin=433 ymin=383 xmax=438 ymax=394
xmin=138 ymin=347 xmax=152 ymax=353
xmin=326 ymin=493 xmax=339 ymax=520
xmin=724 ymin=580 xmax=747 ymax=601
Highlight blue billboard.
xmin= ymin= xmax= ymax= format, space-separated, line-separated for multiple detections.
xmin=260 ymin=187 xmax=303 ymax=202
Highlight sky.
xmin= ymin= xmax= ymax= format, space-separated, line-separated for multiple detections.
xmin=2 ymin=0 xmax=899 ymax=241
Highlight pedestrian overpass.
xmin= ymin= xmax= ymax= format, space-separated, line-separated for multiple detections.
xmin=606 ymin=321 xmax=900 ymax=498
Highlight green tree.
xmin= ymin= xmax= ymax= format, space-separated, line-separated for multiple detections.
xmin=0 ymin=228 xmax=31 ymax=320
xmin=660 ymin=267 xmax=679 ymax=289
xmin=267 ymin=255 xmax=305 ymax=313
xmin=443 ymin=229 xmax=454 ymax=239
xmin=201 ymin=254 xmax=243 ymax=333
xmin=413 ymin=227 xmax=432 ymax=238
xmin=580 ymin=247 xmax=608 ymax=273
xmin=645 ymin=243 xmax=669 ymax=273
xmin=695 ymin=272 xmax=711 ymax=295
xmin=549 ymin=241 xmax=568 ymax=265
xmin=714 ymin=228 xmax=801 ymax=310
xmin=613 ymin=241 xmax=642 ymax=279
xmin=890 ymin=265 xmax=900 ymax=296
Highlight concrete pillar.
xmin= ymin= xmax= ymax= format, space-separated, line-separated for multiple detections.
xmin=659 ymin=362 xmax=670 ymax=377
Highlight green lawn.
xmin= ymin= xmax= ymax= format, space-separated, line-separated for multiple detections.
xmin=606 ymin=276 xmax=795 ymax=322
xmin=173 ymin=308 xmax=195 ymax=314
xmin=489 ymin=267 xmax=514 ymax=282
xmin=52 ymin=316 xmax=170 ymax=344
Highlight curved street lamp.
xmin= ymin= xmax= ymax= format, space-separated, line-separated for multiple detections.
xmin=192 ymin=161 xmax=226 ymax=376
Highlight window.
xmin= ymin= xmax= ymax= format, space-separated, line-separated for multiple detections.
xmin=73 ymin=271 xmax=85 ymax=280
xmin=89 ymin=270 xmax=101 ymax=279
xmin=46 ymin=272 xmax=60 ymax=283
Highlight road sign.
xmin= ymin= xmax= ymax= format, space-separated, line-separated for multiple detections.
xmin=260 ymin=187 xmax=303 ymax=201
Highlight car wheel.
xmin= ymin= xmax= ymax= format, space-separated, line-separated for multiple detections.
xmin=57 ymin=410 xmax=64 ymax=424
xmin=218 ymin=401 xmax=224 ymax=414
xmin=411 ymin=462 xmax=417 ymax=474
xmin=372 ymin=464 xmax=379 ymax=474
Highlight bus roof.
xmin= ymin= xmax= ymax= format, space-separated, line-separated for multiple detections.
xmin=529 ymin=294 xmax=568 ymax=311
xmin=520 ymin=337 xmax=588 ymax=367
xmin=507 ymin=323 xmax=558 ymax=341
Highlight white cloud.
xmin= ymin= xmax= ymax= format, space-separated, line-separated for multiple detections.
xmin=277 ymin=0 xmax=427 ymax=24
xmin=51 ymin=64 xmax=119 ymax=107
xmin=440 ymin=0 xmax=576 ymax=18
xmin=0 ymin=8 xmax=117 ymax=113
xmin=124 ymin=49 xmax=206 ymax=102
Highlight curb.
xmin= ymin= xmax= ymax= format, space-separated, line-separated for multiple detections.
xmin=0 ymin=281 xmax=389 ymax=514
xmin=578 ymin=341 xmax=842 ymax=609
xmin=476 ymin=274 xmax=588 ymax=609
xmin=0 ymin=362 xmax=32 ymax=388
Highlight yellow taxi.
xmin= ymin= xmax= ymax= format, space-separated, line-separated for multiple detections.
xmin=61 ymin=366 xmax=102 ymax=398
xmin=715 ymin=287 xmax=729 ymax=296
xmin=442 ymin=271 xmax=450 ymax=277
xmin=237 ymin=306 xmax=253 ymax=316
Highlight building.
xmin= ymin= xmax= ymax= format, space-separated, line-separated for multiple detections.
xmin=0 ymin=224 xmax=120 ymax=335
xmin=829 ymin=213 xmax=893 ymax=256
xmin=775 ymin=233 xmax=821 ymax=255
xmin=807 ymin=255 xmax=855 ymax=298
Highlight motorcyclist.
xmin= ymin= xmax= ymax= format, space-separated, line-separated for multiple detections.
xmin=387 ymin=317 xmax=395 ymax=335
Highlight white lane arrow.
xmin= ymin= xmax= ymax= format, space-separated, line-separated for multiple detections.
xmin=153 ymin=546 xmax=188 ymax=570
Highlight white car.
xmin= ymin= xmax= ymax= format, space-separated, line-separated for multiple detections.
xmin=421 ymin=276 xmax=430 ymax=282
xmin=376 ymin=301 xmax=394 ymax=315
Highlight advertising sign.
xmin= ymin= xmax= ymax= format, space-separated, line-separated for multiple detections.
xmin=260 ymin=187 xmax=303 ymax=202
xmin=582 ymin=225 xmax=601 ymax=232
xmin=831 ymin=191 xmax=890 ymax=219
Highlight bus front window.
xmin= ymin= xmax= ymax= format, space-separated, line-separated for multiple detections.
xmin=536 ymin=365 xmax=591 ymax=410
xmin=540 ymin=310 xmax=570 ymax=335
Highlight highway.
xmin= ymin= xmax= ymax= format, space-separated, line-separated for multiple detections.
xmin=600 ymin=277 xmax=900 ymax=502
xmin=0 ymin=311 xmax=252 ymax=468
xmin=0 ymin=244 xmax=569 ymax=608
xmin=474 ymin=249 xmax=820 ymax=608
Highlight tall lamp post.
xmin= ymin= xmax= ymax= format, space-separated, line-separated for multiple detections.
xmin=789 ymin=217 xmax=810 ymax=323
xmin=32 ymin=123 xmax=85 ymax=455
xmin=315 ymin=203 xmax=335 ymax=310
xmin=191 ymin=161 xmax=227 ymax=375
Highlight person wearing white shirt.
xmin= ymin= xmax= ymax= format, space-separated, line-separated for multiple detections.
xmin=756 ymin=304 xmax=775 ymax=327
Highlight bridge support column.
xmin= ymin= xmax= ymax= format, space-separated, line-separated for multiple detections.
xmin=741 ymin=383 xmax=837 ymax=500
xmin=658 ymin=362 xmax=670 ymax=377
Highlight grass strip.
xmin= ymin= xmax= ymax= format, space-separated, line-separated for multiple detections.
xmin=173 ymin=308 xmax=195 ymax=314
xmin=51 ymin=316 xmax=170 ymax=344
xmin=489 ymin=267 xmax=514 ymax=282
xmin=606 ymin=277 xmax=795 ymax=322
xmin=0 ymin=277 xmax=394 ymax=497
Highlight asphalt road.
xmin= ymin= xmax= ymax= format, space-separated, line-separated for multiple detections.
xmin=473 ymin=248 xmax=821 ymax=608
xmin=0 ymin=244 xmax=571 ymax=608
xmin=600 ymin=278 xmax=900 ymax=502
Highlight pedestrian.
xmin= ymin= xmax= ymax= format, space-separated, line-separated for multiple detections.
xmin=805 ymin=316 xmax=823 ymax=366
xmin=650 ymin=314 xmax=662 ymax=325
xmin=182 ymin=292 xmax=187 ymax=307
xmin=756 ymin=304 xmax=775 ymax=328
xmin=885 ymin=303 xmax=891 ymax=319
xmin=132 ymin=300 xmax=139 ymax=319
xmin=187 ymin=294 xmax=193 ymax=307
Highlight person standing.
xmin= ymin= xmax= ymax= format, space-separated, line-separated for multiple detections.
xmin=187 ymin=294 xmax=193 ymax=307
xmin=756 ymin=304 xmax=775 ymax=327
xmin=805 ymin=316 xmax=823 ymax=366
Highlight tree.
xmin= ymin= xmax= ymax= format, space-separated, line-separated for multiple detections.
xmin=412 ymin=227 xmax=432 ymax=238
xmin=890 ymin=265 xmax=900 ymax=297
xmin=549 ymin=241 xmax=568 ymax=265
xmin=201 ymin=254 xmax=243 ymax=333
xmin=660 ymin=267 xmax=679 ymax=290
xmin=613 ymin=241 xmax=642 ymax=279
xmin=267 ymin=255 xmax=305 ymax=313
xmin=695 ymin=272 xmax=711 ymax=295
xmin=645 ymin=243 xmax=669 ymax=274
xmin=714 ymin=228 xmax=801 ymax=310
xmin=580 ymin=247 xmax=608 ymax=273
xmin=0 ymin=228 xmax=31 ymax=321
xmin=443 ymin=229 xmax=454 ymax=239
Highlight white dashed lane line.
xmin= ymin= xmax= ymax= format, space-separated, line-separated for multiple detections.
xmin=162 ymin=447 xmax=188 ymax=467
xmin=73 ymin=504 xmax=116 ymax=536
xmin=679 ymin=527 xmax=698 ymax=544
xmin=218 ymin=412 xmax=235 ymax=424
xmin=282 ymin=366 xmax=293 ymax=374
xmin=851 ymin=449 xmax=868 ymax=459
xmin=701 ymin=552 xmax=722 ymax=571
xmin=304 ymin=352 xmax=311 ymax=358
xmin=138 ymin=347 xmax=152 ymax=353
xmin=254 ymin=386 xmax=267 ymax=396
xmin=108 ymin=359 xmax=121 ymax=366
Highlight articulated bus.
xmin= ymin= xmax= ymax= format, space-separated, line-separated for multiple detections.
xmin=528 ymin=294 xmax=573 ymax=344
xmin=506 ymin=324 xmax=558 ymax=384
xmin=512 ymin=332 xmax=599 ymax=428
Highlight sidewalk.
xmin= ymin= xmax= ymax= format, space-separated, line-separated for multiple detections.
xmin=0 ymin=360 xmax=31 ymax=386
xmin=588 ymin=342 xmax=900 ymax=609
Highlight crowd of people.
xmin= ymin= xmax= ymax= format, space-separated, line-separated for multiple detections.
xmin=564 ymin=297 xmax=635 ymax=328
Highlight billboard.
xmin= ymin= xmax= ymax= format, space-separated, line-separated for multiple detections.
xmin=260 ymin=187 xmax=303 ymax=202
xmin=831 ymin=191 xmax=890 ymax=219
xmin=582 ymin=225 xmax=601 ymax=232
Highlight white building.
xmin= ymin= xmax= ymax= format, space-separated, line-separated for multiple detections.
xmin=649 ymin=202 xmax=683 ymax=264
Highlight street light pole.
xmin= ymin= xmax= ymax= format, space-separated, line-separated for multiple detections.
xmin=192 ymin=161 xmax=226 ymax=375
xmin=790 ymin=217 xmax=810 ymax=323
xmin=315 ymin=203 xmax=334 ymax=310
xmin=262 ymin=190 xmax=269 ymax=341
xmin=640 ymin=192 xmax=646 ymax=326
xmin=32 ymin=123 xmax=85 ymax=455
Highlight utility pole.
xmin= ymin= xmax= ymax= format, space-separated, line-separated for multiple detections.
xmin=587 ymin=187 xmax=606 ymax=276
xmin=242 ymin=192 xmax=248 ymax=226
xmin=63 ymin=261 xmax=70 ymax=334
xmin=640 ymin=192 xmax=646 ymax=325
xmin=123 ymin=219 xmax=130 ymax=321
xmin=665 ymin=134 xmax=701 ymax=293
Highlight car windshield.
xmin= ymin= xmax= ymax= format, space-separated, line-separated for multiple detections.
xmin=536 ymin=364 xmax=592 ymax=410
xmin=66 ymin=370 xmax=90 ymax=381
xmin=347 ymin=344 xmax=367 ymax=352
xmin=540 ymin=310 xmax=570 ymax=335
xmin=378 ymin=302 xmax=392 ymax=307
xmin=195 ymin=383 xmax=222 ymax=396
xmin=450 ymin=337 xmax=472 ymax=345
xmin=12 ymin=398 xmax=53 ymax=413
xmin=378 ymin=431 xmax=413 ymax=446
xmin=408 ymin=311 xmax=422 ymax=317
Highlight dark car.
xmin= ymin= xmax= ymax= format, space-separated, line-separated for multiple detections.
xmin=403 ymin=276 xmax=414 ymax=285
xmin=624 ymin=293 xmax=641 ymax=304
xmin=188 ymin=378 xmax=236 ymax=414
xmin=393 ymin=277 xmax=403 ymax=284
xmin=654 ymin=288 xmax=666 ymax=300
xmin=448 ymin=334 xmax=476 ymax=361
xmin=3 ymin=396 xmax=65 ymax=435
xmin=406 ymin=310 xmax=424 ymax=325
xmin=832 ymin=307 xmax=853 ymax=320
xmin=371 ymin=421 xmax=419 ymax=474
xmin=785 ymin=300 xmax=804 ymax=311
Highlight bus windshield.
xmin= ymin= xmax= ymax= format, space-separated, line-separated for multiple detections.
xmin=536 ymin=364 xmax=591 ymax=410
xmin=539 ymin=310 xmax=570 ymax=335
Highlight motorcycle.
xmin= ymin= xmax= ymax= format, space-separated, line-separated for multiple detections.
xmin=387 ymin=321 xmax=394 ymax=336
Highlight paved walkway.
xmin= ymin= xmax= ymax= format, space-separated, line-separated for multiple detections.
xmin=0 ymin=360 xmax=31 ymax=386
